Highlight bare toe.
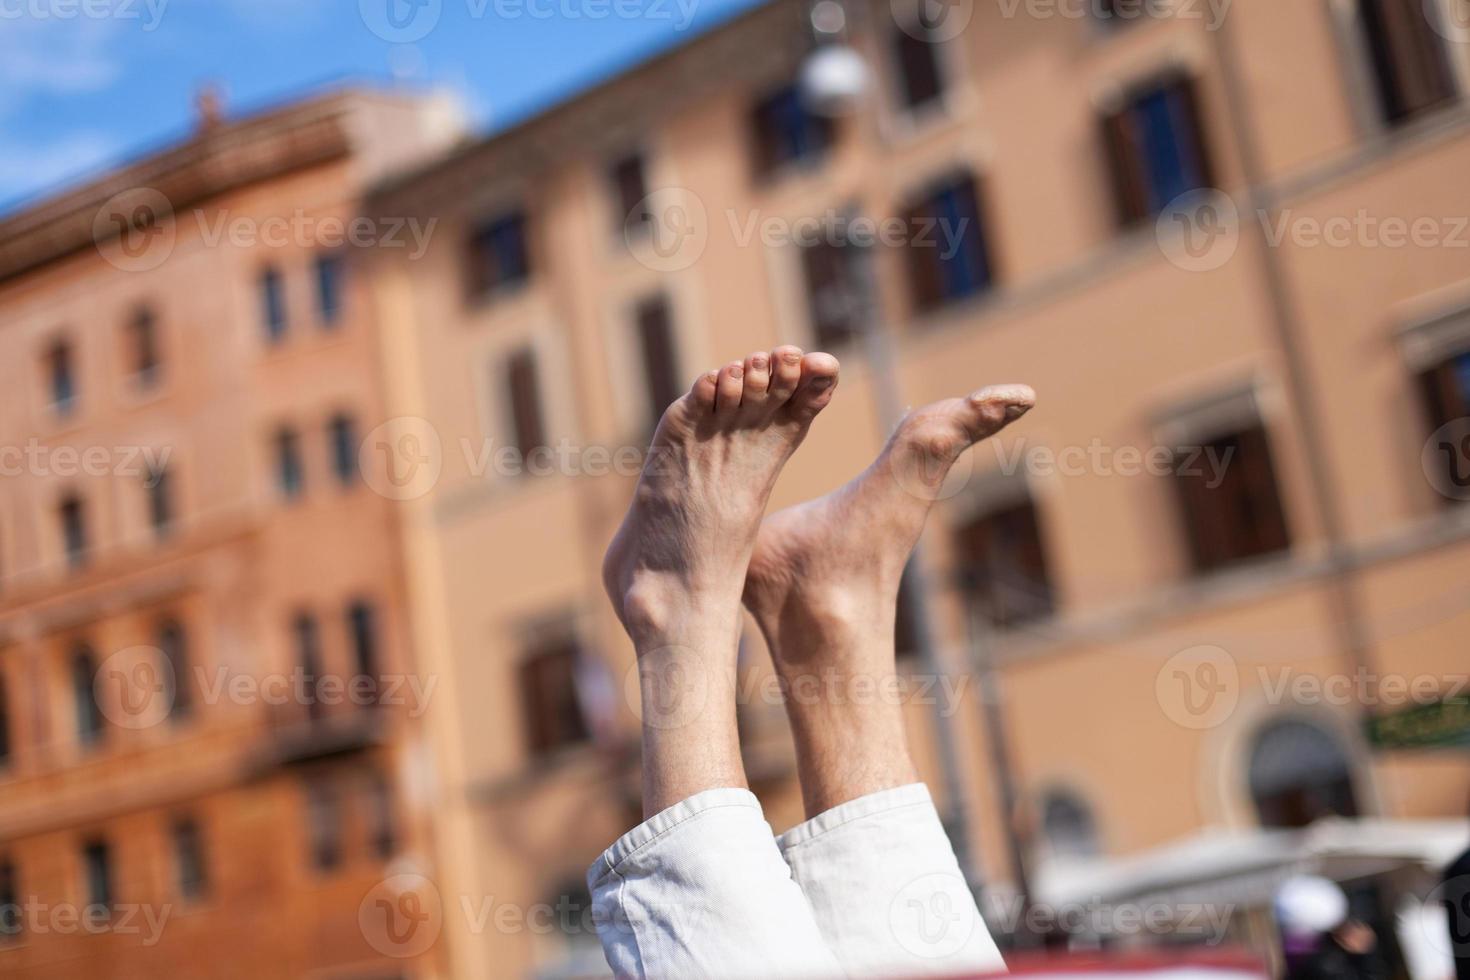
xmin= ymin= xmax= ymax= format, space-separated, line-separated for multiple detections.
xmin=769 ymin=346 xmax=804 ymax=401
xmin=966 ymin=384 xmax=1036 ymax=437
xmin=714 ymin=361 xmax=745 ymax=417
xmin=738 ymin=351 xmax=773 ymax=420
xmin=784 ymin=352 xmax=840 ymax=422
xmin=690 ymin=369 xmax=719 ymax=412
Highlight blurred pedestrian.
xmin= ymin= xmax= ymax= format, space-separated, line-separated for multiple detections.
xmin=1445 ymin=805 xmax=1470 ymax=980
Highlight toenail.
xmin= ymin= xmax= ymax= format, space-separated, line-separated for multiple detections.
xmin=751 ymin=355 xmax=768 ymax=369
xmin=1005 ymin=404 xmax=1031 ymax=420
xmin=783 ymin=352 xmax=801 ymax=365
xmin=812 ymin=376 xmax=833 ymax=389
xmin=729 ymin=365 xmax=743 ymax=379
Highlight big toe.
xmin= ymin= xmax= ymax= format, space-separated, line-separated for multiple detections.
xmin=965 ymin=384 xmax=1036 ymax=437
xmin=784 ymin=353 xmax=840 ymax=422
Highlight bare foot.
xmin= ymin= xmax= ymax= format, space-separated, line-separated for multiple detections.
xmin=743 ymin=384 xmax=1035 ymax=816
xmin=603 ymin=346 xmax=840 ymax=813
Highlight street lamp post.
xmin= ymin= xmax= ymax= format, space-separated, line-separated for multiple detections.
xmin=799 ymin=0 xmax=988 ymax=910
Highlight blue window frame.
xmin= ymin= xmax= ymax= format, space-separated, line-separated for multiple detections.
xmin=904 ymin=173 xmax=993 ymax=312
xmin=315 ymin=254 xmax=344 ymax=326
xmin=466 ymin=212 xmax=530 ymax=298
xmin=261 ymin=266 xmax=287 ymax=341
xmin=1103 ymin=75 xmax=1213 ymax=224
xmin=751 ymin=84 xmax=833 ymax=178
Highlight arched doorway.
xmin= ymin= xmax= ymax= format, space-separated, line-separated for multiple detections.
xmin=1247 ymin=718 xmax=1360 ymax=829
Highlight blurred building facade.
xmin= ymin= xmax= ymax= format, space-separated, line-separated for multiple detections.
xmin=364 ymin=0 xmax=1470 ymax=974
xmin=0 ymin=91 xmax=461 ymax=977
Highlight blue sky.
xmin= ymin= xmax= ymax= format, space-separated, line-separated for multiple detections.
xmin=0 ymin=0 xmax=766 ymax=215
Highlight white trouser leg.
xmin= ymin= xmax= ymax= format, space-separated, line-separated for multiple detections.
xmin=777 ymin=783 xmax=1006 ymax=978
xmin=588 ymin=787 xmax=845 ymax=980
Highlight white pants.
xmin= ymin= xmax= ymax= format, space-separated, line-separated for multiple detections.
xmin=587 ymin=783 xmax=1005 ymax=979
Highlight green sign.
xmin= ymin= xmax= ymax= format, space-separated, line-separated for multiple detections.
xmin=1367 ymin=697 xmax=1470 ymax=750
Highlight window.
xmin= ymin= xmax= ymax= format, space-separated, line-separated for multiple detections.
xmin=304 ymin=780 xmax=343 ymax=871
xmin=158 ymin=619 xmax=192 ymax=722
xmin=81 ymin=839 xmax=113 ymax=918
xmin=750 ymin=84 xmax=834 ymax=178
xmin=364 ymin=770 xmax=397 ymax=859
xmin=0 ymin=859 xmax=17 ymax=940
xmin=801 ymin=237 xmax=867 ymax=349
xmin=635 ymin=295 xmax=683 ymax=433
xmin=274 ymin=427 xmax=305 ymax=501
xmin=47 ymin=339 xmax=76 ymax=415
xmin=892 ymin=22 xmax=946 ymax=111
xmin=954 ymin=497 xmax=1055 ymax=628
xmin=1102 ymin=73 xmax=1214 ymax=225
xmin=1420 ymin=346 xmax=1470 ymax=502
xmin=147 ymin=462 xmax=173 ymax=537
xmin=504 ymin=347 xmax=549 ymax=464
xmin=609 ymin=152 xmax=652 ymax=236
xmin=292 ymin=614 xmax=324 ymax=723
xmin=1356 ymin=0 xmax=1457 ymax=126
xmin=347 ymin=601 xmax=380 ymax=705
xmin=260 ymin=266 xmax=287 ymax=342
xmin=171 ymin=817 xmax=208 ymax=901
xmin=59 ymin=494 xmax=88 ymax=569
xmin=0 ymin=673 xmax=10 ymax=767
xmin=466 ymin=211 xmax=530 ymax=298
xmin=1172 ymin=424 xmax=1291 ymax=572
xmin=518 ymin=633 xmax=591 ymax=757
xmin=1249 ymin=720 xmax=1359 ymax=828
xmin=902 ymin=173 xmax=994 ymax=312
xmin=315 ymin=253 xmax=344 ymax=326
xmin=127 ymin=306 xmax=161 ymax=387
xmin=327 ymin=414 xmax=358 ymax=487
xmin=71 ymin=645 xmax=104 ymax=746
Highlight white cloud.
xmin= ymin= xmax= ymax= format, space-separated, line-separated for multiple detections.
xmin=0 ymin=18 xmax=127 ymax=115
